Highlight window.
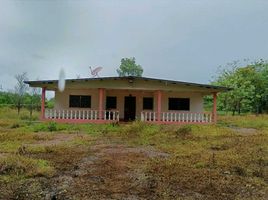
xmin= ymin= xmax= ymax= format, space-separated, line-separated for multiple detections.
xmin=168 ymin=98 xmax=190 ymax=111
xmin=69 ymin=95 xmax=91 ymax=108
xmin=106 ymin=96 xmax=117 ymax=109
xmin=143 ymin=97 xmax=153 ymax=110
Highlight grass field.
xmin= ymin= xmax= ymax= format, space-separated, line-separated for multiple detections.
xmin=0 ymin=108 xmax=267 ymax=199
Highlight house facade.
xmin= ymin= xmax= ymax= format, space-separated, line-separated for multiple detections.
xmin=25 ymin=76 xmax=229 ymax=124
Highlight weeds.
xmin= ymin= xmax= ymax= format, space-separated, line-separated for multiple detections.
xmin=0 ymin=155 xmax=54 ymax=177
xmin=0 ymin=108 xmax=267 ymax=199
xmin=175 ymin=125 xmax=192 ymax=138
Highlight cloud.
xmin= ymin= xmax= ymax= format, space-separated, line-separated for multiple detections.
xmin=0 ymin=0 xmax=268 ymax=91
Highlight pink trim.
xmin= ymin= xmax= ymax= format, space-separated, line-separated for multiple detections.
xmin=41 ymin=87 xmax=46 ymax=120
xmin=43 ymin=119 xmax=117 ymax=124
xmin=161 ymin=111 xmax=211 ymax=114
xmin=141 ymin=111 xmax=213 ymax=124
xmin=213 ymin=92 xmax=217 ymax=123
xmin=148 ymin=121 xmax=211 ymax=125
xmin=157 ymin=90 xmax=162 ymax=122
xmin=98 ymin=88 xmax=104 ymax=119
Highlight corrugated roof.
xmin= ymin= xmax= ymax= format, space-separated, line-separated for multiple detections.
xmin=24 ymin=76 xmax=231 ymax=92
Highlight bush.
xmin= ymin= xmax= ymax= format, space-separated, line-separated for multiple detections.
xmin=121 ymin=121 xmax=147 ymax=137
xmin=32 ymin=121 xmax=58 ymax=132
xmin=10 ymin=122 xmax=20 ymax=129
xmin=0 ymin=155 xmax=54 ymax=177
xmin=175 ymin=125 xmax=192 ymax=138
xmin=232 ymin=166 xmax=247 ymax=176
xmin=47 ymin=121 xmax=57 ymax=132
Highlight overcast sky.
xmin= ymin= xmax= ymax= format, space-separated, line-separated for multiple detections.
xmin=0 ymin=0 xmax=268 ymax=91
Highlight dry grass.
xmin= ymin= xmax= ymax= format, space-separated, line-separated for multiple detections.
xmin=218 ymin=114 xmax=268 ymax=130
xmin=0 ymin=109 xmax=267 ymax=199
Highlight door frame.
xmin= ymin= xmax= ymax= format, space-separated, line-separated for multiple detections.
xmin=124 ymin=96 xmax=136 ymax=121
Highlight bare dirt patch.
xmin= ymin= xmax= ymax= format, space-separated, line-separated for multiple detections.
xmin=51 ymin=141 xmax=169 ymax=200
xmin=229 ymin=127 xmax=259 ymax=135
xmin=30 ymin=133 xmax=79 ymax=146
xmin=0 ymin=137 xmax=169 ymax=200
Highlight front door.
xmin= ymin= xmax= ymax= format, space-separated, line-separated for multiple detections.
xmin=124 ymin=96 xmax=136 ymax=121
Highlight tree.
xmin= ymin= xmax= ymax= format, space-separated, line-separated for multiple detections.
xmin=24 ymin=87 xmax=41 ymax=119
xmin=116 ymin=57 xmax=143 ymax=77
xmin=14 ymin=72 xmax=28 ymax=114
xmin=213 ymin=60 xmax=268 ymax=115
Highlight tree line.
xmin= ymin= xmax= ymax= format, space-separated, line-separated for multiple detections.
xmin=212 ymin=59 xmax=268 ymax=115
xmin=0 ymin=57 xmax=267 ymax=116
xmin=0 ymin=72 xmax=42 ymax=117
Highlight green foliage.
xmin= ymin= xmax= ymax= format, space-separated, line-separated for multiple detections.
xmin=46 ymin=98 xmax=54 ymax=109
xmin=116 ymin=57 xmax=143 ymax=77
xmin=32 ymin=121 xmax=57 ymax=132
xmin=0 ymin=155 xmax=54 ymax=177
xmin=14 ymin=72 xmax=29 ymax=114
xmin=0 ymin=92 xmax=14 ymax=107
xmin=47 ymin=121 xmax=57 ymax=132
xmin=213 ymin=60 xmax=268 ymax=115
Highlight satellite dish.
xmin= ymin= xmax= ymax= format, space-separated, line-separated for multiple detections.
xmin=89 ymin=66 xmax=103 ymax=78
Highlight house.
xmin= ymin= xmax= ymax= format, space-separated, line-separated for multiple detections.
xmin=25 ymin=76 xmax=230 ymax=124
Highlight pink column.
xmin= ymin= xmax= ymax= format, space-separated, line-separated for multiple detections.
xmin=213 ymin=92 xmax=217 ymax=123
xmin=157 ymin=90 xmax=162 ymax=122
xmin=41 ymin=87 xmax=46 ymax=120
xmin=98 ymin=88 xmax=105 ymax=120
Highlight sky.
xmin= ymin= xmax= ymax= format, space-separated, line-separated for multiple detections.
xmin=0 ymin=0 xmax=268 ymax=92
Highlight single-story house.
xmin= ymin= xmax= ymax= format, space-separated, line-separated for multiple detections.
xmin=25 ymin=76 xmax=230 ymax=124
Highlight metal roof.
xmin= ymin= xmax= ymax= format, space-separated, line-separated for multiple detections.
xmin=24 ymin=76 xmax=231 ymax=92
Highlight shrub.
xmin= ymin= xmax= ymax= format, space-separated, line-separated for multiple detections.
xmin=0 ymin=155 xmax=54 ymax=177
xmin=32 ymin=121 xmax=58 ymax=132
xmin=121 ymin=121 xmax=147 ymax=137
xmin=232 ymin=166 xmax=247 ymax=176
xmin=20 ymin=114 xmax=31 ymax=120
xmin=10 ymin=122 xmax=20 ymax=129
xmin=175 ymin=125 xmax=192 ymax=138
xmin=47 ymin=121 xmax=57 ymax=132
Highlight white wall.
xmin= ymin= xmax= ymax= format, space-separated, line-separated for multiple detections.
xmin=161 ymin=91 xmax=203 ymax=113
xmin=55 ymin=89 xmax=99 ymax=110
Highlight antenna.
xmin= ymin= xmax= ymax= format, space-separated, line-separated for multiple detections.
xmin=89 ymin=66 xmax=103 ymax=78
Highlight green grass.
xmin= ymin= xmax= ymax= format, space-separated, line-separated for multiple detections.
xmin=0 ymin=108 xmax=267 ymax=199
xmin=218 ymin=114 xmax=268 ymax=129
xmin=0 ymin=155 xmax=54 ymax=177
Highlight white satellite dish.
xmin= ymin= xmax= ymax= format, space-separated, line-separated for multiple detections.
xmin=89 ymin=66 xmax=103 ymax=78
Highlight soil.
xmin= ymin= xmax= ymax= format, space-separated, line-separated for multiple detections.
xmin=1 ymin=132 xmax=267 ymax=200
xmin=229 ymin=127 xmax=259 ymax=135
xmin=0 ymin=135 xmax=169 ymax=200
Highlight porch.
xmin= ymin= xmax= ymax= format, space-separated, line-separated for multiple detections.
xmin=44 ymin=109 xmax=119 ymax=123
xmin=43 ymin=109 xmax=212 ymax=124
xmin=40 ymin=87 xmax=217 ymax=124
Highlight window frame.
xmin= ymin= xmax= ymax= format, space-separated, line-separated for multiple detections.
xmin=106 ymin=96 xmax=117 ymax=110
xmin=143 ymin=97 xmax=154 ymax=110
xmin=168 ymin=98 xmax=190 ymax=111
xmin=69 ymin=95 xmax=91 ymax=108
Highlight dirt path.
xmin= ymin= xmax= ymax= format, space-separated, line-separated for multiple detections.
xmin=229 ymin=127 xmax=259 ymax=135
xmin=30 ymin=133 xmax=80 ymax=146
xmin=50 ymin=141 xmax=169 ymax=200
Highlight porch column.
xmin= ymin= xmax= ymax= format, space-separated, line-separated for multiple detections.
xmin=41 ymin=87 xmax=46 ymax=120
xmin=212 ymin=92 xmax=217 ymax=123
xmin=98 ymin=88 xmax=105 ymax=120
xmin=157 ymin=90 xmax=162 ymax=122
